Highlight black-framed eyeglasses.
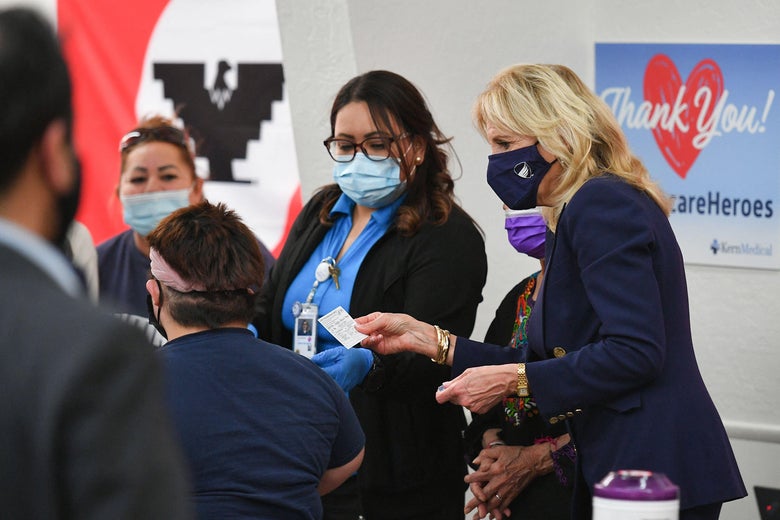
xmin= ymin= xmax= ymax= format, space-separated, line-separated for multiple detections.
xmin=323 ymin=133 xmax=408 ymax=163
xmin=119 ymin=126 xmax=190 ymax=153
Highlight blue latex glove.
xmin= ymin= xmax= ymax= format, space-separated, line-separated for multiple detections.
xmin=312 ymin=346 xmax=373 ymax=393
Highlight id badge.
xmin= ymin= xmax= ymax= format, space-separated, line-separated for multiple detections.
xmin=294 ymin=302 xmax=318 ymax=358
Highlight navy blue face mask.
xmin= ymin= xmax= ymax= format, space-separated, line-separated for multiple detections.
xmin=486 ymin=142 xmax=557 ymax=210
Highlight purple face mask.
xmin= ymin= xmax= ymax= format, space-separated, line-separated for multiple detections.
xmin=505 ymin=210 xmax=546 ymax=259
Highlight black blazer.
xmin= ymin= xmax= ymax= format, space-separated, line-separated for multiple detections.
xmin=0 ymin=244 xmax=193 ymax=519
xmin=254 ymin=186 xmax=487 ymax=506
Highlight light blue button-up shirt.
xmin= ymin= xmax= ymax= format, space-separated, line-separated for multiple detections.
xmin=282 ymin=193 xmax=405 ymax=352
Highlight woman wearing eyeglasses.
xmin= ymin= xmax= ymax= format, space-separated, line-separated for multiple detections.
xmin=97 ymin=115 xmax=274 ymax=319
xmin=252 ymin=70 xmax=487 ymax=520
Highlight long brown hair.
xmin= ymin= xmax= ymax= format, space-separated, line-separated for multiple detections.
xmin=320 ymin=70 xmax=456 ymax=235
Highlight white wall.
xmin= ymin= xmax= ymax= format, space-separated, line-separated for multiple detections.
xmin=0 ymin=0 xmax=54 ymax=22
xmin=277 ymin=1 xmax=780 ymax=519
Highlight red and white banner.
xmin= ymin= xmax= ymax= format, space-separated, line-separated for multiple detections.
xmin=58 ymin=0 xmax=301 ymax=256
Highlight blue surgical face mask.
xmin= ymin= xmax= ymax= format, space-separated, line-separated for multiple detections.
xmin=333 ymin=153 xmax=406 ymax=208
xmin=487 ymin=143 xmax=557 ymax=210
xmin=120 ymin=188 xmax=191 ymax=236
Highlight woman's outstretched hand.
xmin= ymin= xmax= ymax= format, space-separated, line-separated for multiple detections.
xmin=434 ymin=364 xmax=517 ymax=413
xmin=355 ymin=312 xmax=438 ymax=358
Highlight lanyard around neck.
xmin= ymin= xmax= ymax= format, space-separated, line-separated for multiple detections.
xmin=305 ymin=256 xmax=340 ymax=304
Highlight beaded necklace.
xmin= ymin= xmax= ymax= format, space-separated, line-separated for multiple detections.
xmin=508 ymin=273 xmax=537 ymax=349
xmin=503 ymin=271 xmax=540 ymax=426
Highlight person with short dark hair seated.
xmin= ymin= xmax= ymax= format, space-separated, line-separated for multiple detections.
xmin=146 ymin=200 xmax=364 ymax=519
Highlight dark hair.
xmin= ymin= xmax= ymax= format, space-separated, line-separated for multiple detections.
xmin=321 ymin=70 xmax=456 ymax=235
xmin=119 ymin=114 xmax=197 ymax=177
xmin=0 ymin=8 xmax=73 ymax=193
xmin=146 ymin=201 xmax=264 ymax=328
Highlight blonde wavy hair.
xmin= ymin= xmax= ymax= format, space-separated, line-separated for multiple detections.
xmin=473 ymin=64 xmax=671 ymax=230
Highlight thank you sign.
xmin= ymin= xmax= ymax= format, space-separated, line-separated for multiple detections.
xmin=596 ymin=44 xmax=779 ymax=269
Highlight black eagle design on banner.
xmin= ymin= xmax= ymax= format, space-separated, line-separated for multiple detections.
xmin=154 ymin=61 xmax=284 ymax=183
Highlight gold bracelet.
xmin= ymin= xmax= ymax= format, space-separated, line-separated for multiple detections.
xmin=440 ymin=329 xmax=450 ymax=364
xmin=516 ymin=363 xmax=530 ymax=397
xmin=431 ymin=325 xmax=450 ymax=364
xmin=431 ymin=325 xmax=443 ymax=363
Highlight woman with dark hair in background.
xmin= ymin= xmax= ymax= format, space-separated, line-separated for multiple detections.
xmin=98 ymin=114 xmax=274 ymax=319
xmin=462 ymin=207 xmax=574 ymax=520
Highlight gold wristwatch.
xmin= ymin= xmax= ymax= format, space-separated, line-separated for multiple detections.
xmin=516 ymin=363 xmax=529 ymax=397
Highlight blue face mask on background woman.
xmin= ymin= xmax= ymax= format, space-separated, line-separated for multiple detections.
xmin=120 ymin=188 xmax=191 ymax=236
xmin=487 ymin=143 xmax=557 ymax=210
xmin=333 ymin=153 xmax=407 ymax=208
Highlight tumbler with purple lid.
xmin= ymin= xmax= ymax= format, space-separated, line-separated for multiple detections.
xmin=592 ymin=469 xmax=680 ymax=520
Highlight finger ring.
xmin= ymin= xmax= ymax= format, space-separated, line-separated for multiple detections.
xmin=495 ymin=492 xmax=502 ymax=501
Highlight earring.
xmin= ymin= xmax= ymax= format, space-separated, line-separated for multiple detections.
xmin=415 ymin=157 xmax=422 ymax=164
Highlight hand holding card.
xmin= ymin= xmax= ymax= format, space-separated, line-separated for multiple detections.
xmin=318 ymin=306 xmax=368 ymax=348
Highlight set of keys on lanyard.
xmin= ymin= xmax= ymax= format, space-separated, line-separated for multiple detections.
xmin=295 ymin=256 xmax=340 ymax=315
xmin=316 ymin=256 xmax=340 ymax=290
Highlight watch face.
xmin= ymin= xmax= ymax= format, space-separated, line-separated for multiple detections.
xmin=517 ymin=363 xmax=528 ymax=397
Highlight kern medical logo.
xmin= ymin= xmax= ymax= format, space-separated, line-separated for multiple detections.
xmin=710 ymin=239 xmax=773 ymax=256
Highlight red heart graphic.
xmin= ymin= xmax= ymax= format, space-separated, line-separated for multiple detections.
xmin=643 ymin=54 xmax=724 ymax=178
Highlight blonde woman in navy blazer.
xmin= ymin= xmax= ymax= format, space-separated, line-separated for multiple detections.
xmin=356 ymin=64 xmax=746 ymax=520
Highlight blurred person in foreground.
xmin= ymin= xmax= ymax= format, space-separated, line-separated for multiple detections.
xmin=147 ymin=200 xmax=365 ymax=519
xmin=0 ymin=7 xmax=193 ymax=519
